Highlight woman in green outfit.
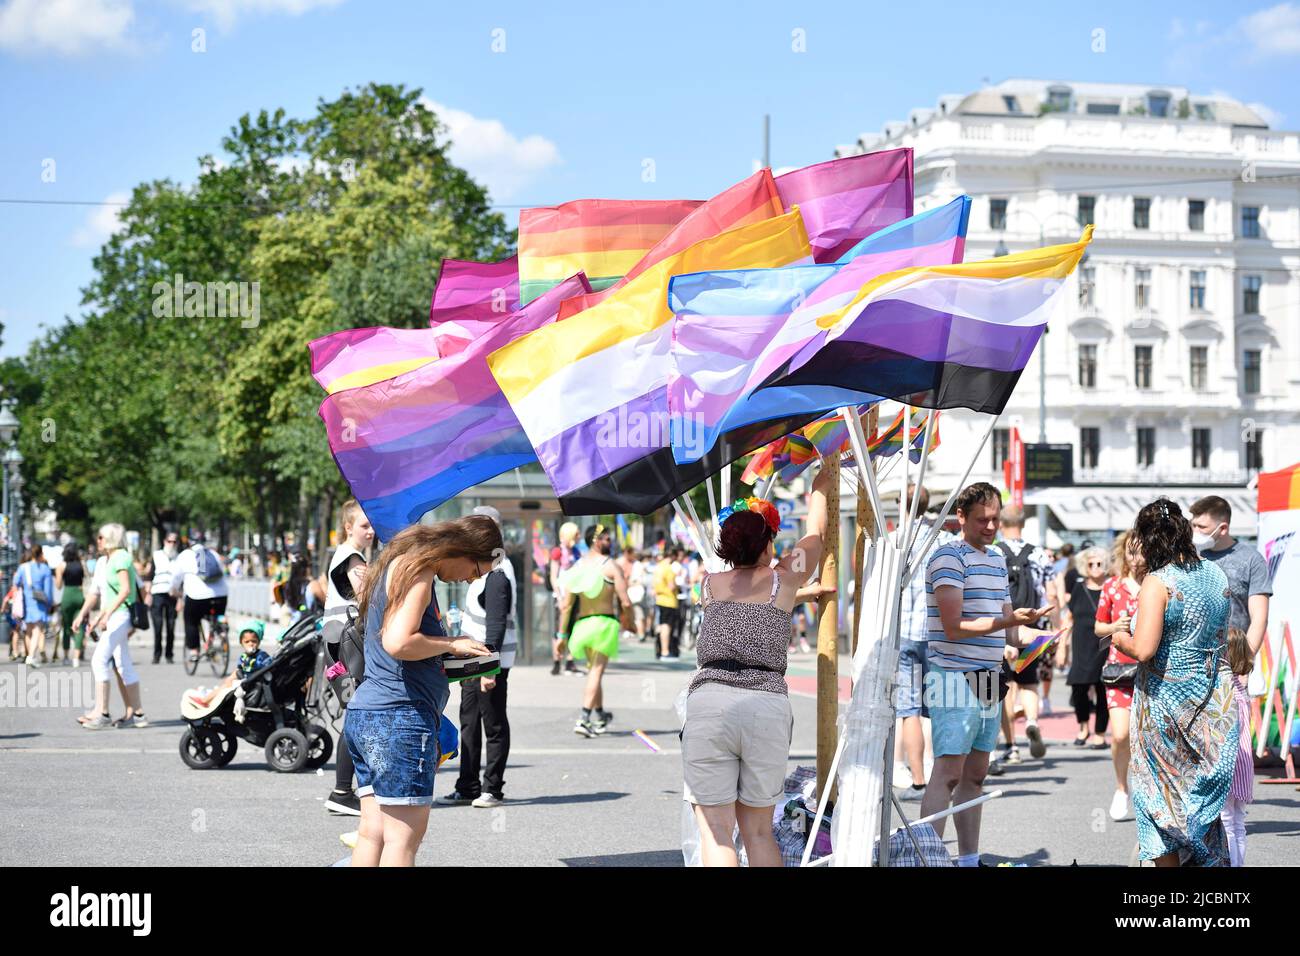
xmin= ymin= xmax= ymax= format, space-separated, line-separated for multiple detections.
xmin=56 ymin=544 xmax=88 ymax=666
xmin=559 ymin=525 xmax=631 ymax=738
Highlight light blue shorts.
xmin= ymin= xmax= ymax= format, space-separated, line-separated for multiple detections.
xmin=926 ymin=669 xmax=1001 ymax=756
xmin=894 ymin=639 xmax=929 ymax=718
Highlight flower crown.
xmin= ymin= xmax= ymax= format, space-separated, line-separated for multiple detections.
xmin=717 ymin=497 xmax=781 ymax=536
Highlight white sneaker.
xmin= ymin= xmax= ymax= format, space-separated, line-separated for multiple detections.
xmin=1040 ymin=698 xmax=1053 ymax=716
xmin=72 ymin=659 xmax=81 ymax=668
xmin=1109 ymin=789 xmax=1130 ymax=821
xmin=471 ymin=793 xmax=503 ymax=808
xmin=891 ymin=762 xmax=913 ymax=788
xmin=24 ymin=655 xmax=39 ymax=668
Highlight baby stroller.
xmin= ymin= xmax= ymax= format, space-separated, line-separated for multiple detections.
xmin=178 ymin=610 xmax=332 ymax=772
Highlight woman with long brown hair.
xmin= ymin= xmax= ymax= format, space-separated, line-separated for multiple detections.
xmin=345 ymin=515 xmax=501 ymax=867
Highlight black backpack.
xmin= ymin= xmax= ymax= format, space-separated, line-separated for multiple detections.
xmin=995 ymin=541 xmax=1038 ymax=610
xmin=323 ymin=606 xmax=366 ymax=706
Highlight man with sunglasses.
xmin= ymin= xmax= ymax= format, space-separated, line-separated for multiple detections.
xmin=149 ymin=532 xmax=181 ymax=664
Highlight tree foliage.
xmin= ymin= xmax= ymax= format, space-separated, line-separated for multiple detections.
xmin=7 ymin=84 xmax=512 ymax=550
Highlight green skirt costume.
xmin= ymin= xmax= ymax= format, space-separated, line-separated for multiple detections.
xmin=561 ymin=562 xmax=620 ymax=662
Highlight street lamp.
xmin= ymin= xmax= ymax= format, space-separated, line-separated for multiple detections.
xmin=993 ymin=207 xmax=1080 ymax=548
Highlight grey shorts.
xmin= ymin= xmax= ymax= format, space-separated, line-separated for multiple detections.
xmin=682 ymin=682 xmax=793 ymax=808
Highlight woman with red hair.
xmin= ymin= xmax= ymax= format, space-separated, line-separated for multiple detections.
xmin=681 ymin=462 xmax=833 ymax=866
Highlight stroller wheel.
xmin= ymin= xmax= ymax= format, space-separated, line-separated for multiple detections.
xmin=305 ymin=724 xmax=333 ymax=770
xmin=179 ymin=727 xmax=221 ymax=770
xmin=265 ymin=727 xmax=310 ymax=773
xmin=210 ymin=725 xmax=238 ymax=767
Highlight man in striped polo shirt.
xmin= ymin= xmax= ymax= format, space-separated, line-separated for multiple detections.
xmin=920 ymin=482 xmax=1054 ymax=866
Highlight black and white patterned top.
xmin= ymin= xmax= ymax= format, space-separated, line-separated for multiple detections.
xmin=689 ymin=569 xmax=790 ymax=697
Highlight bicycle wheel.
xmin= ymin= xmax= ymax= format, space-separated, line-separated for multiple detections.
xmin=184 ymin=644 xmax=200 ymax=676
xmin=209 ymin=619 xmax=230 ymax=677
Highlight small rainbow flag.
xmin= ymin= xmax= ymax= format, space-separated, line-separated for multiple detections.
xmin=1014 ymin=629 xmax=1063 ymax=673
xmin=632 ymin=730 xmax=661 ymax=753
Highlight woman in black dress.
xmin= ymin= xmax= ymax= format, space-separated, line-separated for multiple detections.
xmin=1063 ymin=546 xmax=1110 ymax=747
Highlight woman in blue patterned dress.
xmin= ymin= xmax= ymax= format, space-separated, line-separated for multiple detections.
xmin=1113 ymin=499 xmax=1237 ymax=866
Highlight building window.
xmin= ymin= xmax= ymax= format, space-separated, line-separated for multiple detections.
xmin=1137 ymin=427 xmax=1156 ymax=468
xmin=1194 ymin=103 xmax=1214 ymax=120
xmin=1192 ymin=428 xmax=1211 ymax=469
xmin=1243 ymin=275 xmax=1261 ymax=314
xmin=1080 ymin=427 xmax=1100 ymax=469
xmin=991 ymin=427 xmax=1011 ymax=472
xmin=1078 ymin=265 xmax=1095 ymax=308
xmin=1241 ymin=206 xmax=1261 ymax=239
xmin=1147 ymin=92 xmax=1171 ymax=117
xmin=1086 ymin=102 xmax=1120 ymax=115
xmin=1189 ymin=270 xmax=1206 ymax=310
xmin=1003 ymin=95 xmax=1021 ymax=113
xmin=1134 ymin=197 xmax=1151 ymax=230
xmin=1078 ymin=344 xmax=1097 ymax=388
xmin=1188 ymin=199 xmax=1205 ymax=232
xmin=1077 ymin=195 xmax=1095 ymax=227
xmin=1190 ymin=346 xmax=1208 ymax=390
xmin=1243 ymin=350 xmax=1262 ymax=395
xmin=989 ymin=198 xmax=1008 ymax=231
xmin=1135 ymin=268 xmax=1151 ymax=309
xmin=1135 ymin=345 xmax=1153 ymax=389
xmin=1246 ymin=429 xmax=1264 ymax=470
xmin=1047 ymin=86 xmax=1072 ymax=112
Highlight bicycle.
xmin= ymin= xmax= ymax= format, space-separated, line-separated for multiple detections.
xmin=185 ymin=606 xmax=231 ymax=677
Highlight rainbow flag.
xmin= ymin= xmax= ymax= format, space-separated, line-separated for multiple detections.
xmin=667 ymin=197 xmax=970 ymax=467
xmin=487 ymin=209 xmax=813 ymax=516
xmin=517 ymin=199 xmax=702 ymax=305
xmin=554 ymin=151 xmax=911 ymax=320
xmin=319 ymin=272 xmax=591 ymax=541
xmin=1015 ymin=629 xmax=1063 ymax=673
xmin=553 ymin=170 xmax=782 ymax=319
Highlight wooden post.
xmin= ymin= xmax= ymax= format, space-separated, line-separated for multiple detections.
xmin=816 ymin=456 xmax=841 ymax=800
xmin=851 ymin=407 xmax=879 ymax=657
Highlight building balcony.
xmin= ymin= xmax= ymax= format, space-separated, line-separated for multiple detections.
xmin=1076 ymin=466 xmax=1250 ymax=486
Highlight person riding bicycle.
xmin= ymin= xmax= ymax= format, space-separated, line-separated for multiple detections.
xmin=171 ymin=534 xmax=230 ymax=666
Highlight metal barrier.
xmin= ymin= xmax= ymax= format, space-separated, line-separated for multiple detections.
xmin=224 ymin=578 xmax=275 ymax=618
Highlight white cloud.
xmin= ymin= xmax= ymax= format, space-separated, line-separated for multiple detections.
xmin=71 ymin=191 xmax=129 ymax=248
xmin=0 ymin=0 xmax=133 ymax=55
xmin=420 ymin=98 xmax=561 ymax=202
xmin=1240 ymin=2 xmax=1300 ymax=55
xmin=185 ymin=0 xmax=344 ymax=31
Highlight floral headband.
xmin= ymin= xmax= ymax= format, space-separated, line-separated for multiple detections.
xmin=717 ymin=497 xmax=781 ymax=536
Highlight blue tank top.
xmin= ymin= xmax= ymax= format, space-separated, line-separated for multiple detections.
xmin=347 ymin=566 xmax=450 ymax=714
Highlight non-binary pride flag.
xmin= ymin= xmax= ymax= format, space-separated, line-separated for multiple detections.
xmin=760 ymin=226 xmax=1095 ymax=414
xmin=488 ymin=209 xmax=813 ymax=516
xmin=667 ymin=197 xmax=970 ymax=467
xmin=517 ymin=199 xmax=702 ymax=305
xmin=320 ymin=273 xmax=592 ymax=541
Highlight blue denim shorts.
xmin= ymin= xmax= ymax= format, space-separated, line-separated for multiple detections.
xmin=926 ymin=670 xmax=1001 ymax=757
xmin=894 ymin=639 xmax=929 ymax=718
xmin=344 ymin=705 xmax=441 ymax=806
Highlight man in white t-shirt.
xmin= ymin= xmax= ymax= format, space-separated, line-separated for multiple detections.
xmin=150 ymin=532 xmax=180 ymax=663
xmin=170 ymin=535 xmax=230 ymax=662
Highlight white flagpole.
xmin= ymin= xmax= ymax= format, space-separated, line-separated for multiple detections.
xmin=904 ymin=409 xmax=940 ymax=556
xmin=704 ymin=474 xmax=719 ymax=530
xmin=840 ymin=407 xmax=884 ymax=541
xmin=671 ymin=498 xmax=711 ymax=561
xmin=758 ymin=474 xmax=778 ymax=501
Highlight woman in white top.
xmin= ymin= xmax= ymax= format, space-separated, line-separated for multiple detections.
xmin=323 ymin=500 xmax=374 ymax=818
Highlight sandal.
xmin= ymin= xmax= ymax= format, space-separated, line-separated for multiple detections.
xmin=1072 ymin=736 xmax=1088 ymax=747
xmin=1086 ymin=736 xmax=1108 ymax=749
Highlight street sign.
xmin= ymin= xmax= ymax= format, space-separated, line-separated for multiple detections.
xmin=776 ymin=499 xmax=794 ymax=516
xmin=1025 ymin=443 xmax=1074 ymax=488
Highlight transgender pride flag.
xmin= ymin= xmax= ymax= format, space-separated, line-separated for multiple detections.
xmin=667 ymin=196 xmax=970 ymax=466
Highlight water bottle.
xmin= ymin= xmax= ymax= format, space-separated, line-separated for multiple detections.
xmin=447 ymin=603 xmax=462 ymax=637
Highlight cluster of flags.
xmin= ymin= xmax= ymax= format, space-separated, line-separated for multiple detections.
xmin=309 ymin=146 xmax=1091 ymax=542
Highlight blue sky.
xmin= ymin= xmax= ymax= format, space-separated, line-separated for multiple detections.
xmin=1 ymin=0 xmax=1298 ymax=359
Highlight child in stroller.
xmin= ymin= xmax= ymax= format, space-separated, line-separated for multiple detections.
xmin=188 ymin=621 xmax=271 ymax=709
xmin=179 ymin=610 xmax=332 ymax=772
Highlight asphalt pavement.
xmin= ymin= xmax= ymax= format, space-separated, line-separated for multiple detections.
xmin=2 ymin=627 xmax=1296 ymax=866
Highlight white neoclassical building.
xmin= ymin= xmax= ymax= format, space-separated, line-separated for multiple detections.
xmin=832 ymin=79 xmax=1300 ymax=544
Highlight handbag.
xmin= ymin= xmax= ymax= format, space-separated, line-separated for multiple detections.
xmin=25 ymin=565 xmax=51 ymax=609
xmin=129 ymin=598 xmax=150 ymax=631
xmin=1100 ymin=661 xmax=1138 ymax=686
